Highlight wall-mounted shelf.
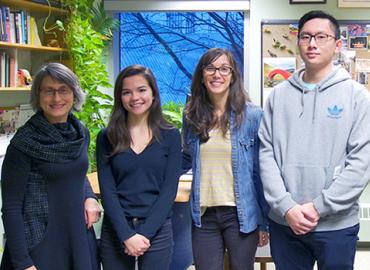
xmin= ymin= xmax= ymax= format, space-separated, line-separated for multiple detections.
xmin=0 ymin=41 xmax=67 ymax=52
xmin=0 ymin=87 xmax=31 ymax=92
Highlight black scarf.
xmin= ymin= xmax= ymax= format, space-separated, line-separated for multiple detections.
xmin=11 ymin=112 xmax=86 ymax=163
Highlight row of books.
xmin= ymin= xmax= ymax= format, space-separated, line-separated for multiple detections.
xmin=0 ymin=6 xmax=42 ymax=46
xmin=0 ymin=50 xmax=17 ymax=88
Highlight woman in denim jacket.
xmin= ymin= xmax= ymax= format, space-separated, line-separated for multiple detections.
xmin=182 ymin=48 xmax=269 ymax=270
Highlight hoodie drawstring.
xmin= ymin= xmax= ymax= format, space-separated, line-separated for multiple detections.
xmin=299 ymin=88 xmax=305 ymax=118
xmin=312 ymin=87 xmax=319 ymax=123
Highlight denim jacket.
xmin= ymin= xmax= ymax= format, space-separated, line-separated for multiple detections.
xmin=182 ymin=103 xmax=269 ymax=233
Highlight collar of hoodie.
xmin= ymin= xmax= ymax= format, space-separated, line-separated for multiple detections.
xmin=288 ymin=66 xmax=350 ymax=123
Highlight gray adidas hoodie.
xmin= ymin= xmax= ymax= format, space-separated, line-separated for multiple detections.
xmin=258 ymin=66 xmax=370 ymax=231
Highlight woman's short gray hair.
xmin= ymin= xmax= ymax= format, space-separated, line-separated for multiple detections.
xmin=30 ymin=62 xmax=86 ymax=112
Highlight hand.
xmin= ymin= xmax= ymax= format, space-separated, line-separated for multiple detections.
xmin=84 ymin=198 xmax=101 ymax=229
xmin=285 ymin=204 xmax=318 ymax=235
xmin=258 ymin=231 xmax=269 ymax=247
xmin=123 ymin=234 xmax=150 ymax=257
xmin=301 ymin=202 xmax=320 ymax=223
xmin=25 ymin=266 xmax=37 ymax=270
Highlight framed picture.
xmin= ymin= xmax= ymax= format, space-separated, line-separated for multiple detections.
xmin=349 ymin=36 xmax=368 ymax=49
xmin=290 ymin=0 xmax=326 ymax=3
xmin=338 ymin=0 xmax=370 ymax=7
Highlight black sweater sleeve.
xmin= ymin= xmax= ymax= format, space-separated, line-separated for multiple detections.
xmin=84 ymin=177 xmax=96 ymax=199
xmin=137 ymin=129 xmax=181 ymax=239
xmin=83 ymin=128 xmax=96 ymax=199
xmin=96 ymin=130 xmax=136 ymax=243
xmin=1 ymin=145 xmax=34 ymax=270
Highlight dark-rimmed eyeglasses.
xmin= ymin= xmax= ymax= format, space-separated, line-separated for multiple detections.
xmin=40 ymin=87 xmax=73 ymax=97
xmin=203 ymin=65 xmax=233 ymax=76
xmin=298 ymin=33 xmax=336 ymax=45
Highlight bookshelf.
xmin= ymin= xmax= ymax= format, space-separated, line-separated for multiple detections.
xmin=0 ymin=0 xmax=68 ymax=104
xmin=0 ymin=0 xmax=67 ymax=15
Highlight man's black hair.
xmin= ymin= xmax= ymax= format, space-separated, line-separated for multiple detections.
xmin=298 ymin=10 xmax=340 ymax=39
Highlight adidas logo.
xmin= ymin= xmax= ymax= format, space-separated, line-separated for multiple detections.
xmin=327 ymin=105 xmax=343 ymax=119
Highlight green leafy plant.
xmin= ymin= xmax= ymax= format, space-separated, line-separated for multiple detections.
xmin=162 ymin=101 xmax=184 ymax=129
xmin=62 ymin=0 xmax=117 ymax=171
xmin=90 ymin=1 xmax=120 ymax=41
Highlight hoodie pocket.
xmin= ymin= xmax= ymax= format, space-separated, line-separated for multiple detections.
xmin=281 ymin=164 xmax=330 ymax=203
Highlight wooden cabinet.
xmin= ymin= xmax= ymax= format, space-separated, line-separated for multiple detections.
xmin=0 ymin=0 xmax=67 ymax=105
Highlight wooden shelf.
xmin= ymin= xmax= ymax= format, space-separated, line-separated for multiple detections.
xmin=0 ymin=0 xmax=68 ymax=15
xmin=0 ymin=41 xmax=67 ymax=52
xmin=0 ymin=87 xmax=31 ymax=92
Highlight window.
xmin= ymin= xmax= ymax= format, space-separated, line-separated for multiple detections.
xmin=119 ymin=11 xmax=244 ymax=104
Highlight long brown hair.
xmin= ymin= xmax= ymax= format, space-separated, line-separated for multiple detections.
xmin=185 ymin=48 xmax=249 ymax=142
xmin=107 ymin=65 xmax=171 ymax=155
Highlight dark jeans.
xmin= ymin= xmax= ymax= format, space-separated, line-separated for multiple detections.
xmin=192 ymin=206 xmax=259 ymax=270
xmin=269 ymin=220 xmax=359 ymax=270
xmin=100 ymin=218 xmax=173 ymax=270
xmin=170 ymin=202 xmax=193 ymax=270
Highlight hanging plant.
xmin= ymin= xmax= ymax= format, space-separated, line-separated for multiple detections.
xmin=62 ymin=0 xmax=116 ymax=172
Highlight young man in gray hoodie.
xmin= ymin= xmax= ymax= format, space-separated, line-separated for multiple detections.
xmin=259 ymin=10 xmax=370 ymax=270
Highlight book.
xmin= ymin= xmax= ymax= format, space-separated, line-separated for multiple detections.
xmin=9 ymin=12 xmax=15 ymax=43
xmin=0 ymin=53 xmax=2 ymax=87
xmin=0 ymin=7 xmax=4 ymax=41
xmin=4 ymin=7 xmax=10 ymax=42
xmin=4 ymin=53 xmax=9 ymax=87
xmin=27 ymin=13 xmax=31 ymax=45
xmin=31 ymin=17 xmax=42 ymax=46
xmin=9 ymin=55 xmax=15 ymax=87
xmin=13 ymin=11 xmax=20 ymax=43
xmin=20 ymin=10 xmax=25 ymax=44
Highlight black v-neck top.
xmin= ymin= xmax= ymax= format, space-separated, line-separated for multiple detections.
xmin=96 ymin=128 xmax=181 ymax=242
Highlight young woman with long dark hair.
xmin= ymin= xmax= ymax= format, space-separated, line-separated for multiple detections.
xmin=96 ymin=65 xmax=181 ymax=270
xmin=182 ymin=48 xmax=269 ymax=270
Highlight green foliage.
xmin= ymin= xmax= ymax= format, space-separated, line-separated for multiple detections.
xmin=162 ymin=102 xmax=184 ymax=130
xmin=90 ymin=1 xmax=120 ymax=40
xmin=63 ymin=0 xmax=114 ymax=172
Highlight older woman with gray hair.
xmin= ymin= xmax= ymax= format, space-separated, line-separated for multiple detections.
xmin=1 ymin=63 xmax=100 ymax=270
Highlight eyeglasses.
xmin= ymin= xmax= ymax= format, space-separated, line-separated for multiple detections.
xmin=40 ymin=87 xmax=73 ymax=97
xmin=203 ymin=65 xmax=233 ymax=76
xmin=298 ymin=33 xmax=336 ymax=45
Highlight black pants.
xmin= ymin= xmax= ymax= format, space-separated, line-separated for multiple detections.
xmin=100 ymin=218 xmax=173 ymax=270
xmin=192 ymin=206 xmax=259 ymax=270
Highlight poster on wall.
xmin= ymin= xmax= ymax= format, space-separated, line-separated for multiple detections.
xmin=349 ymin=36 xmax=368 ymax=49
xmin=263 ymin=57 xmax=296 ymax=88
xmin=0 ymin=107 xmax=19 ymax=135
xmin=356 ymin=58 xmax=370 ymax=73
xmin=348 ymin=24 xmax=366 ymax=37
xmin=340 ymin=26 xmax=348 ymax=49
